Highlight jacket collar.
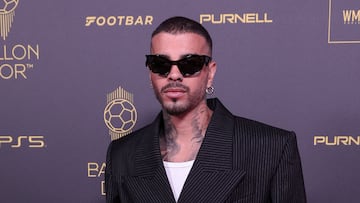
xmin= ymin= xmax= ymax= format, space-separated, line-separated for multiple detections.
xmin=128 ymin=98 xmax=246 ymax=202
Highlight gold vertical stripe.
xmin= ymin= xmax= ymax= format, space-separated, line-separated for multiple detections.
xmin=5 ymin=14 xmax=7 ymax=39
xmin=0 ymin=15 xmax=4 ymax=40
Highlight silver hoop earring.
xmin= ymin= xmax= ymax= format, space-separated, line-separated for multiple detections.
xmin=206 ymin=86 xmax=214 ymax=95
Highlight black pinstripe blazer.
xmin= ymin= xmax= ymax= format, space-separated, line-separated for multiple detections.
xmin=105 ymin=98 xmax=307 ymax=203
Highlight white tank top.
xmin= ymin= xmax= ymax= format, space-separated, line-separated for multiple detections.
xmin=163 ymin=160 xmax=194 ymax=202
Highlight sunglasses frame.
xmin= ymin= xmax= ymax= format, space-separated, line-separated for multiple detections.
xmin=145 ymin=54 xmax=212 ymax=77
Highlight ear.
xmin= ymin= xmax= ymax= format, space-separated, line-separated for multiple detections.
xmin=207 ymin=60 xmax=217 ymax=87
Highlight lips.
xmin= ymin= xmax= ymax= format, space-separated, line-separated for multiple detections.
xmin=163 ymin=87 xmax=186 ymax=93
xmin=163 ymin=87 xmax=186 ymax=98
xmin=161 ymin=82 xmax=189 ymax=99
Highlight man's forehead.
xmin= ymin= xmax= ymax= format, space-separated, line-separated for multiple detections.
xmin=150 ymin=32 xmax=210 ymax=54
xmin=151 ymin=32 xmax=206 ymax=41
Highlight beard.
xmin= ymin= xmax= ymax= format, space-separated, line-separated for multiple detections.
xmin=153 ymin=82 xmax=206 ymax=115
xmin=163 ymin=101 xmax=190 ymax=115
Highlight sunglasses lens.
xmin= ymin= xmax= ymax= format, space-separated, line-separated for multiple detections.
xmin=146 ymin=56 xmax=171 ymax=76
xmin=146 ymin=55 xmax=211 ymax=77
xmin=178 ymin=56 xmax=206 ymax=76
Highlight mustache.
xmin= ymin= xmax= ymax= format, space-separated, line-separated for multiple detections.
xmin=161 ymin=82 xmax=189 ymax=92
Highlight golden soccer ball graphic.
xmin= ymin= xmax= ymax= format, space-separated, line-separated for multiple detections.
xmin=104 ymin=99 xmax=137 ymax=134
xmin=0 ymin=0 xmax=19 ymax=14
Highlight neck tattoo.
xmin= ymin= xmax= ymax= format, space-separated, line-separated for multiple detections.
xmin=160 ymin=107 xmax=212 ymax=162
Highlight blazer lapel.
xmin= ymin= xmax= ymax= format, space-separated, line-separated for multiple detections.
xmin=123 ymin=115 xmax=176 ymax=203
xmin=123 ymin=99 xmax=246 ymax=202
xmin=178 ymin=99 xmax=246 ymax=203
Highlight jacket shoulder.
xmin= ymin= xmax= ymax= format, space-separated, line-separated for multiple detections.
xmin=108 ymin=124 xmax=152 ymax=154
xmin=232 ymin=116 xmax=297 ymax=159
xmin=106 ymin=123 xmax=156 ymax=175
xmin=234 ymin=116 xmax=294 ymax=140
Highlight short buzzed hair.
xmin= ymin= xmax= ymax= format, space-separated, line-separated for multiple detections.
xmin=151 ymin=16 xmax=213 ymax=54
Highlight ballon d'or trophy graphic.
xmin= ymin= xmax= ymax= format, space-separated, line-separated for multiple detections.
xmin=104 ymin=87 xmax=137 ymax=141
xmin=0 ymin=0 xmax=19 ymax=40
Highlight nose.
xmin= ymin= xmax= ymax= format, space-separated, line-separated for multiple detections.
xmin=167 ymin=65 xmax=183 ymax=81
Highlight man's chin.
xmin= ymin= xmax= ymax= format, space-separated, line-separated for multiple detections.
xmin=162 ymin=101 xmax=188 ymax=115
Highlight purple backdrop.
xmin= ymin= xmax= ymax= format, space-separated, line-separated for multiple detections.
xmin=1 ymin=0 xmax=359 ymax=202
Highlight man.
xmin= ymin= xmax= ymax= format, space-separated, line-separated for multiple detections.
xmin=105 ymin=16 xmax=306 ymax=203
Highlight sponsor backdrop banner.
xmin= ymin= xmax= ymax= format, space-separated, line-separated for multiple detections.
xmin=1 ymin=0 xmax=359 ymax=202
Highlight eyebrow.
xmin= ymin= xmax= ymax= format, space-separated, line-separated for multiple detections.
xmin=155 ymin=53 xmax=198 ymax=60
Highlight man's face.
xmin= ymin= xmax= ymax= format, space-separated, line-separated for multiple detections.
xmin=149 ymin=32 xmax=216 ymax=115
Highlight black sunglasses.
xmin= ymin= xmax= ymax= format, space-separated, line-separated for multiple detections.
xmin=145 ymin=54 xmax=212 ymax=77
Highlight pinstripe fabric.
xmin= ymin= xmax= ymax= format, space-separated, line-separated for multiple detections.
xmin=105 ymin=98 xmax=307 ymax=203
